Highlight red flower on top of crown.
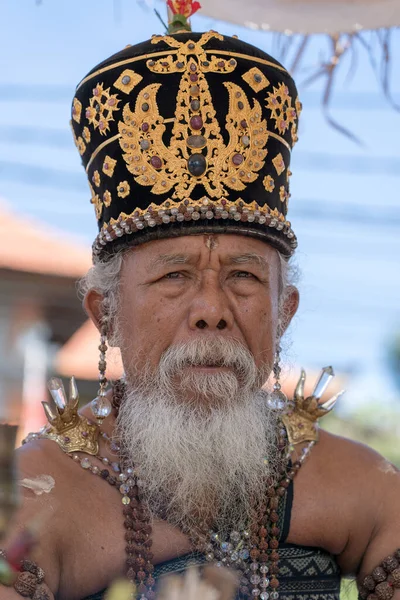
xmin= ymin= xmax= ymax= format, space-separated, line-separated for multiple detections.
xmin=167 ymin=0 xmax=201 ymax=18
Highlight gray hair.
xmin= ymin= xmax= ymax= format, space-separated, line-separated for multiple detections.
xmin=78 ymin=248 xmax=298 ymax=337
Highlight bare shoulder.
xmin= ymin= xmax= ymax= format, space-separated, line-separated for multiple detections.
xmin=314 ymin=428 xmax=399 ymax=491
xmin=290 ymin=428 xmax=400 ymax=574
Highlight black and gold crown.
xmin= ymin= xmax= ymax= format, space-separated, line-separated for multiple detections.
xmin=71 ymin=30 xmax=301 ymax=260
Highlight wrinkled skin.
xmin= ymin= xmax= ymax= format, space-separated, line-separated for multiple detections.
xmin=86 ymin=234 xmax=299 ymax=387
xmin=3 ymin=234 xmax=400 ymax=600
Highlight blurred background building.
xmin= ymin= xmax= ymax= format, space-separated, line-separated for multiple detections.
xmin=0 ymin=1 xmax=399 ymax=465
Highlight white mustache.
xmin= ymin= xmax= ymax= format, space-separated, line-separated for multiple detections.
xmin=159 ymin=337 xmax=260 ymax=381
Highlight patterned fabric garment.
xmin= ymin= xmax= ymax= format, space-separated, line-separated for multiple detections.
xmin=83 ymin=481 xmax=341 ymax=600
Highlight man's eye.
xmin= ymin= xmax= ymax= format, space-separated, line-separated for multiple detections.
xmin=233 ymin=271 xmax=257 ymax=279
xmin=164 ymin=272 xmax=184 ymax=279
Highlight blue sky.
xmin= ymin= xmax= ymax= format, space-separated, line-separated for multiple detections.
xmin=0 ymin=0 xmax=399 ymax=410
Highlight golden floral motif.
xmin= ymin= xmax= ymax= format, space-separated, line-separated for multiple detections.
xmin=242 ymin=67 xmax=270 ymax=93
xmin=76 ymin=136 xmax=86 ymax=156
xmin=86 ymin=83 xmax=120 ymax=136
xmin=279 ymin=185 xmax=289 ymax=204
xmin=103 ymin=190 xmax=112 ymax=207
xmin=295 ymin=97 xmax=302 ymax=117
xmin=119 ymin=71 xmax=268 ymax=200
xmin=90 ymin=186 xmax=103 ymax=220
xmin=272 ymin=153 xmax=285 ymax=176
xmin=265 ymin=82 xmax=297 ymax=137
xmin=114 ymin=69 xmax=143 ymax=94
xmin=83 ymin=127 xmax=91 ymax=143
xmin=92 ymin=170 xmax=101 ymax=187
xmin=117 ymin=181 xmax=130 ymax=198
xmin=291 ymin=122 xmax=299 ymax=146
xmin=148 ymin=32 xmax=237 ymax=76
xmin=263 ymin=175 xmax=275 ymax=192
xmin=72 ymin=98 xmax=82 ymax=123
xmin=102 ymin=155 xmax=117 ymax=177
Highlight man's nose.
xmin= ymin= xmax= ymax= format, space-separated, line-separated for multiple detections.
xmin=188 ymin=276 xmax=234 ymax=332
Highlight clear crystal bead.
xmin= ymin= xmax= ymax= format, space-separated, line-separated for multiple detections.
xmin=239 ymin=549 xmax=250 ymax=560
xmin=211 ymin=532 xmax=219 ymax=542
xmin=206 ymin=552 xmax=214 ymax=561
xmin=216 ymin=562 xmax=223 ymax=568
xmin=250 ymin=575 xmax=260 ymax=585
xmin=91 ymin=395 xmax=112 ymax=419
xmin=230 ymin=531 xmax=241 ymax=543
xmin=119 ymin=473 xmax=128 ymax=481
xmin=267 ymin=390 xmax=287 ymax=410
xmin=230 ymin=552 xmax=239 ymax=562
xmin=251 ymin=589 xmax=260 ymax=596
xmin=260 ymin=578 xmax=270 ymax=588
xmin=243 ymin=530 xmax=250 ymax=539
xmin=80 ymin=458 xmax=91 ymax=469
xmin=221 ymin=542 xmax=233 ymax=553
xmin=120 ymin=484 xmax=130 ymax=495
xmin=260 ymin=593 xmax=270 ymax=600
xmin=270 ymin=593 xmax=279 ymax=600
xmin=260 ymin=565 xmax=269 ymax=574
xmin=250 ymin=563 xmax=259 ymax=571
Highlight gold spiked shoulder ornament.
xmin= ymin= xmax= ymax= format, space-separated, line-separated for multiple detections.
xmin=38 ymin=377 xmax=99 ymax=455
xmin=282 ymin=367 xmax=345 ymax=445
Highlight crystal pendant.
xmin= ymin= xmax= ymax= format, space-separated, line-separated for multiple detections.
xmin=91 ymin=395 xmax=112 ymax=419
xmin=311 ymin=366 xmax=334 ymax=400
xmin=47 ymin=378 xmax=67 ymax=411
xmin=267 ymin=390 xmax=287 ymax=410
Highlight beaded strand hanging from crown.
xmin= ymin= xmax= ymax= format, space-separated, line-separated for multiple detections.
xmin=268 ymin=339 xmax=288 ymax=410
xmin=90 ymin=324 xmax=112 ymax=424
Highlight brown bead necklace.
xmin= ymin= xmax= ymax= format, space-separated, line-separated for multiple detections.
xmin=109 ymin=380 xmax=314 ymax=600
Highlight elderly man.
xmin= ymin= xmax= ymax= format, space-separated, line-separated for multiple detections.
xmin=2 ymin=10 xmax=400 ymax=600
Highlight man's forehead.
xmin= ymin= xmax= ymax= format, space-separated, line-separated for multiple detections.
xmin=137 ymin=234 xmax=276 ymax=257
xmin=133 ymin=234 xmax=277 ymax=270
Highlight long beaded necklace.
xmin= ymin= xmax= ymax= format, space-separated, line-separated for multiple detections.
xmin=62 ymin=379 xmax=314 ymax=600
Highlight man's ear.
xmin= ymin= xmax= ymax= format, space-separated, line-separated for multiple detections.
xmin=279 ymin=286 xmax=300 ymax=335
xmin=83 ymin=289 xmax=104 ymax=333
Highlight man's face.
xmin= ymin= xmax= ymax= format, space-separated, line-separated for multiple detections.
xmin=114 ymin=233 xmax=294 ymax=388
xmin=88 ymin=234 xmax=298 ymax=528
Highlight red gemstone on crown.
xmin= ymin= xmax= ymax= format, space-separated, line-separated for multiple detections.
xmin=142 ymin=123 xmax=149 ymax=132
xmin=190 ymin=116 xmax=203 ymax=130
xmin=232 ymin=154 xmax=244 ymax=166
xmin=150 ymin=156 xmax=162 ymax=169
xmin=190 ymin=74 xmax=198 ymax=82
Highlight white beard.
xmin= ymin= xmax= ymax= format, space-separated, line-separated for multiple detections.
xmin=115 ymin=338 xmax=281 ymax=535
